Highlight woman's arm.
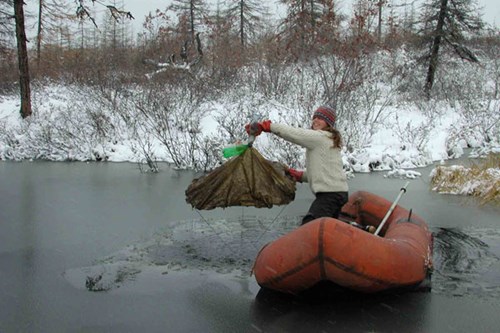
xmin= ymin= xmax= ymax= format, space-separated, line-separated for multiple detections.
xmin=271 ymin=123 xmax=326 ymax=150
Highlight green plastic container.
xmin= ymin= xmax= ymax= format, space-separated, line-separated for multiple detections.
xmin=222 ymin=144 xmax=248 ymax=158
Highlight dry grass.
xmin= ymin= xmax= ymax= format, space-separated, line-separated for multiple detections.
xmin=430 ymin=153 xmax=500 ymax=206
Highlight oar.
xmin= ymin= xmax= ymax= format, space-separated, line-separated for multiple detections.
xmin=374 ymin=181 xmax=410 ymax=236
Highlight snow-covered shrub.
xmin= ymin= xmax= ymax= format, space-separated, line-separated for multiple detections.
xmin=321 ymin=52 xmax=399 ymax=151
xmin=1 ymin=105 xmax=101 ymax=161
xmin=1 ymin=44 xmax=499 ymax=175
xmin=126 ymin=83 xmax=208 ymax=169
xmin=430 ymin=153 xmax=500 ymax=205
xmin=252 ymin=61 xmax=298 ymax=99
xmin=440 ymin=58 xmax=500 ymax=152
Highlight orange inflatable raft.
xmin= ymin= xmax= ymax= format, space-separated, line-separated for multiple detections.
xmin=253 ymin=191 xmax=433 ymax=294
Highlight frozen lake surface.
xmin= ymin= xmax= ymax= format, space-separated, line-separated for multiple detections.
xmin=1 ymin=161 xmax=499 ymax=332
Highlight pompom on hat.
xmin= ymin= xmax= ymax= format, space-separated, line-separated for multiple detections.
xmin=313 ymin=105 xmax=336 ymax=128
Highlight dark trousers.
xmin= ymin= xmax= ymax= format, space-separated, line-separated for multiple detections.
xmin=301 ymin=192 xmax=348 ymax=225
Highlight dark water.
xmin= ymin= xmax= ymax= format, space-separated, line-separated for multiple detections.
xmin=1 ymin=160 xmax=499 ymax=332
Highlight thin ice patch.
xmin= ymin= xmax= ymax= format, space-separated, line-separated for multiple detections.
xmin=432 ymin=227 xmax=500 ymax=299
xmin=63 ymin=215 xmax=301 ymax=291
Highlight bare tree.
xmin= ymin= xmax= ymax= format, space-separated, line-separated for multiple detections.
xmin=75 ymin=0 xmax=134 ymax=27
xmin=225 ymin=0 xmax=269 ymax=48
xmin=143 ymin=32 xmax=203 ymax=77
xmin=0 ymin=1 xmax=17 ymax=93
xmin=350 ymin=0 xmax=379 ymax=37
xmin=279 ymin=0 xmax=340 ymax=60
xmin=36 ymin=0 xmax=74 ymax=66
xmin=0 ymin=0 xmax=14 ymax=53
xmin=100 ymin=0 xmax=134 ymax=50
xmin=11 ymin=0 xmax=133 ymax=118
xmin=419 ymin=0 xmax=484 ymax=97
xmin=170 ymin=0 xmax=207 ymax=42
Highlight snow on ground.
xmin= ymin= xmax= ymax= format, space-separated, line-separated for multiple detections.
xmin=1 ymin=83 xmax=498 ymax=181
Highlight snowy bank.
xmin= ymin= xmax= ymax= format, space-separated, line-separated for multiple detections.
xmin=1 ymin=48 xmax=499 ymax=183
xmin=430 ymin=154 xmax=500 ymax=205
xmin=1 ymin=82 xmax=494 ymax=180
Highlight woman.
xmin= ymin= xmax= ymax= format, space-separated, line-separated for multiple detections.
xmin=246 ymin=106 xmax=348 ymax=225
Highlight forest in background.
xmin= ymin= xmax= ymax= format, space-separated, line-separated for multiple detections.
xmin=0 ymin=0 xmax=499 ymax=173
xmin=1 ymin=0 xmax=498 ymax=97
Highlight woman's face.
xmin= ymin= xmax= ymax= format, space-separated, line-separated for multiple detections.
xmin=312 ymin=116 xmax=328 ymax=130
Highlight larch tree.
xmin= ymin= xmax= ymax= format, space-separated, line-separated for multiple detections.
xmin=11 ymin=0 xmax=133 ymax=118
xmin=399 ymin=0 xmax=418 ymax=36
xmin=101 ymin=0 xmax=133 ymax=50
xmin=13 ymin=0 xmax=31 ymax=118
xmin=420 ymin=0 xmax=484 ymax=97
xmin=168 ymin=0 xmax=208 ymax=65
xmin=351 ymin=0 xmax=387 ymax=39
xmin=205 ymin=1 xmax=240 ymax=85
xmin=0 ymin=0 xmax=14 ymax=54
xmin=170 ymin=0 xmax=207 ymax=41
xmin=224 ymin=0 xmax=269 ymax=48
xmin=350 ymin=0 xmax=381 ymax=38
xmin=375 ymin=0 xmax=385 ymax=40
xmin=279 ymin=0 xmax=340 ymax=60
xmin=36 ymin=0 xmax=74 ymax=66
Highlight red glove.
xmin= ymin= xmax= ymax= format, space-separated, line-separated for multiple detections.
xmin=287 ymin=168 xmax=304 ymax=182
xmin=245 ymin=120 xmax=272 ymax=136
xmin=260 ymin=120 xmax=272 ymax=132
xmin=245 ymin=122 xmax=262 ymax=136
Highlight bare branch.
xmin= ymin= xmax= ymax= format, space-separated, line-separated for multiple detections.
xmin=106 ymin=5 xmax=134 ymax=21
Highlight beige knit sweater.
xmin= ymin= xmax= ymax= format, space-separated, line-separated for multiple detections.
xmin=270 ymin=123 xmax=348 ymax=194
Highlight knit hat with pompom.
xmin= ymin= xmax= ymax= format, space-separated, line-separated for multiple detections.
xmin=313 ymin=105 xmax=336 ymax=128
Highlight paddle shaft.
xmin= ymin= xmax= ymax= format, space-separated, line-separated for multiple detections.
xmin=374 ymin=181 xmax=410 ymax=236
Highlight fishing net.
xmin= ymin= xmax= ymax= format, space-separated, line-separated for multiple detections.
xmin=185 ymin=147 xmax=296 ymax=210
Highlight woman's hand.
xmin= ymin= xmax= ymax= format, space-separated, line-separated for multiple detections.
xmin=245 ymin=120 xmax=272 ymax=136
xmin=285 ymin=167 xmax=304 ymax=182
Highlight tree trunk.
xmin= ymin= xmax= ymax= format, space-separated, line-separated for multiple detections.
xmin=14 ymin=0 xmax=32 ymax=118
xmin=377 ymin=0 xmax=382 ymax=42
xmin=425 ymin=0 xmax=448 ymax=98
xmin=239 ymin=0 xmax=244 ymax=47
xmin=36 ymin=0 xmax=43 ymax=66
xmin=189 ymin=0 xmax=195 ymax=41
